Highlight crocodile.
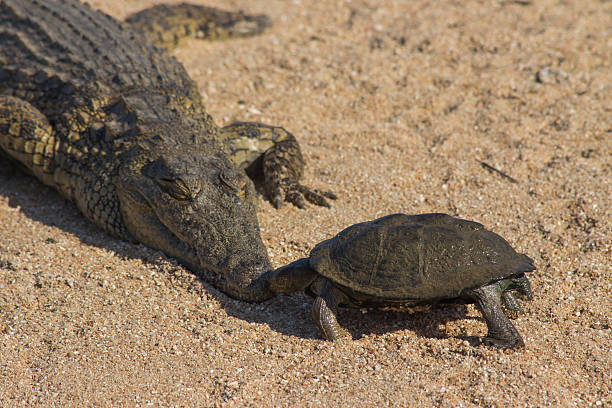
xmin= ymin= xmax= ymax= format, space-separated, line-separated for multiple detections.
xmin=0 ymin=0 xmax=335 ymax=301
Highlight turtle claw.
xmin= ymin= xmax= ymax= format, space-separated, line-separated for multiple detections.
xmin=312 ymin=280 xmax=350 ymax=341
xmin=481 ymin=335 xmax=525 ymax=349
xmin=327 ymin=327 xmax=351 ymax=342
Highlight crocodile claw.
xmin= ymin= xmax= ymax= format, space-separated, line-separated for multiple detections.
xmin=272 ymin=183 xmax=337 ymax=209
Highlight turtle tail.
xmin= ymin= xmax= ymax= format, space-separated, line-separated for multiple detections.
xmin=515 ymin=253 xmax=536 ymax=273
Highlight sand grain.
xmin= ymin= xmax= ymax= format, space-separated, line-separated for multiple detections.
xmin=1 ymin=0 xmax=610 ymax=406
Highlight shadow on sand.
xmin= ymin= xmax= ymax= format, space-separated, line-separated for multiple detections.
xmin=0 ymin=162 xmax=489 ymax=345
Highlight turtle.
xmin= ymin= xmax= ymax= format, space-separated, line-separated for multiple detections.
xmin=267 ymin=213 xmax=535 ymax=348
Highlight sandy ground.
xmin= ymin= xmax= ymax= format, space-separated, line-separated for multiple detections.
xmin=1 ymin=0 xmax=610 ymax=406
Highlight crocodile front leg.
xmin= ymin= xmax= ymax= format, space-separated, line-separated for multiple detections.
xmin=0 ymin=96 xmax=129 ymax=240
xmin=0 ymin=96 xmax=56 ymax=187
xmin=221 ymin=122 xmax=336 ymax=209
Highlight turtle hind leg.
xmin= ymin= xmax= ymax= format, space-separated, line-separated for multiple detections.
xmin=501 ymin=291 xmax=524 ymax=319
xmin=501 ymin=273 xmax=533 ymax=318
xmin=312 ymin=279 xmax=351 ymax=341
xmin=466 ymin=283 xmax=525 ymax=349
xmin=512 ymin=274 xmax=533 ymax=300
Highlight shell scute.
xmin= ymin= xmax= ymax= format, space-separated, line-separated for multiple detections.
xmin=309 ymin=213 xmax=533 ymax=300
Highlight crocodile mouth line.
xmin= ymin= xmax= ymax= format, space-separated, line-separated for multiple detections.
xmin=143 ymin=213 xmax=229 ymax=290
xmin=130 ymin=190 xmax=201 ymax=269
xmin=135 ymin=188 xmax=269 ymax=295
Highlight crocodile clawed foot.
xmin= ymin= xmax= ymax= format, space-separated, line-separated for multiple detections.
xmin=294 ymin=185 xmax=337 ymax=208
xmin=273 ymin=183 xmax=336 ymax=209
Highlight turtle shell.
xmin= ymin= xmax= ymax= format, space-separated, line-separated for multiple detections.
xmin=309 ymin=213 xmax=535 ymax=300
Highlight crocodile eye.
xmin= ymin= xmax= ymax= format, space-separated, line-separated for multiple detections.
xmin=218 ymin=170 xmax=249 ymax=199
xmin=220 ymin=170 xmax=249 ymax=191
xmin=156 ymin=177 xmax=193 ymax=201
xmin=218 ymin=171 xmax=239 ymax=192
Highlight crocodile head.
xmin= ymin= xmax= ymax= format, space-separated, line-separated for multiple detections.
xmin=114 ymin=128 xmax=273 ymax=302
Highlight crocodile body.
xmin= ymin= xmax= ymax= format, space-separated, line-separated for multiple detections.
xmin=0 ymin=0 xmax=333 ymax=300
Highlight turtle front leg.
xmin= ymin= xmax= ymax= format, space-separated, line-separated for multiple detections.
xmin=466 ymin=283 xmax=525 ymax=349
xmin=312 ymin=279 xmax=350 ymax=341
xmin=221 ymin=122 xmax=336 ymax=209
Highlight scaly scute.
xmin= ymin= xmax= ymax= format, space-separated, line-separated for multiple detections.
xmin=0 ymin=0 xmax=334 ymax=301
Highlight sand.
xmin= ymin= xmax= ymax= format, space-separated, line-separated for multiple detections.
xmin=0 ymin=0 xmax=610 ymax=406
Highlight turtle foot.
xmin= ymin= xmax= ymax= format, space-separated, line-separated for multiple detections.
xmin=481 ymin=335 xmax=525 ymax=349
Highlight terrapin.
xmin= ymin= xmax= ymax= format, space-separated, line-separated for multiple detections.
xmin=267 ymin=213 xmax=535 ymax=348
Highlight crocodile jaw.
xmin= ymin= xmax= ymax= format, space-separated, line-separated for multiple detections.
xmin=115 ymin=150 xmax=274 ymax=302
